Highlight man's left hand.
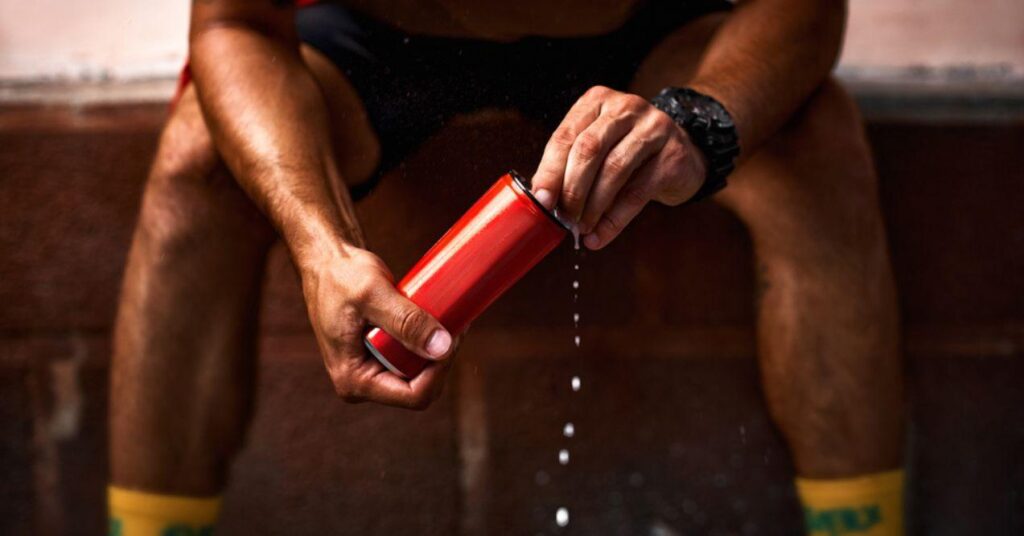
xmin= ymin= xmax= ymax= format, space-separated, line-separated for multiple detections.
xmin=531 ymin=85 xmax=707 ymax=250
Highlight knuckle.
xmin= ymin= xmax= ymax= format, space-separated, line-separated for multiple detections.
xmin=622 ymin=93 xmax=647 ymax=110
xmin=586 ymin=85 xmax=612 ymax=99
xmin=665 ymin=146 xmax=691 ymax=170
xmin=560 ymin=187 xmax=585 ymax=208
xmin=622 ymin=187 xmax=647 ymax=208
xmin=408 ymin=393 xmax=435 ymax=411
xmin=651 ymin=110 xmax=674 ymax=128
xmin=603 ymin=153 xmax=630 ymax=177
xmin=549 ymin=127 xmax=577 ymax=149
xmin=397 ymin=306 xmax=430 ymax=340
xmin=603 ymin=213 xmax=624 ymax=233
xmin=333 ymin=379 xmax=364 ymax=403
xmin=573 ymin=133 xmax=603 ymax=161
xmin=340 ymin=392 xmax=365 ymax=404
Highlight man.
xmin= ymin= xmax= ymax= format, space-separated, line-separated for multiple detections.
xmin=108 ymin=0 xmax=905 ymax=534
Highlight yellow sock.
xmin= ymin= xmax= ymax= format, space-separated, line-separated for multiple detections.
xmin=796 ymin=469 xmax=904 ymax=536
xmin=108 ymin=486 xmax=220 ymax=536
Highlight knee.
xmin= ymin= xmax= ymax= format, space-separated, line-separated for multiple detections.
xmin=723 ymin=78 xmax=886 ymax=267
xmin=138 ymin=108 xmax=273 ymax=262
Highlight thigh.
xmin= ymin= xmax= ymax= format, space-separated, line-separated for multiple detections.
xmin=301 ymin=43 xmax=381 ymax=191
xmin=630 ymin=12 xmax=882 ymax=247
xmin=295 ymin=2 xmax=475 ymax=197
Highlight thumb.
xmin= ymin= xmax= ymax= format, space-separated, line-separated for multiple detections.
xmin=365 ymin=287 xmax=452 ymax=360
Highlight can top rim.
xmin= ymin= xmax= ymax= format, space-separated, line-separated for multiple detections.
xmin=509 ymin=170 xmax=571 ymax=233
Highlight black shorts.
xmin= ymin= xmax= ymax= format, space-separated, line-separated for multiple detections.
xmin=296 ymin=1 xmax=730 ymax=201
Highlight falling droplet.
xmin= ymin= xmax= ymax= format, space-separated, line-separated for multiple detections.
xmin=563 ymin=422 xmax=575 ymax=438
xmin=571 ymin=376 xmax=581 ymax=391
xmin=572 ymin=280 xmax=579 ymax=289
xmin=574 ymin=264 xmax=579 ymax=270
xmin=558 ymin=449 xmax=570 ymax=465
xmin=556 ymin=507 xmax=570 ymax=527
xmin=573 ymin=335 xmax=581 ymax=347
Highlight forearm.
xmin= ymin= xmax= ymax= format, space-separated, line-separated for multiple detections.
xmin=189 ymin=12 xmax=364 ymax=267
xmin=684 ymin=0 xmax=846 ymax=155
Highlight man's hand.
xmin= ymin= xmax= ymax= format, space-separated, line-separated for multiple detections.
xmin=300 ymin=245 xmax=457 ymax=410
xmin=531 ymin=86 xmax=707 ymax=250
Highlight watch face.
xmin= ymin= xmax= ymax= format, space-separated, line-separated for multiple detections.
xmin=708 ymin=102 xmax=734 ymax=127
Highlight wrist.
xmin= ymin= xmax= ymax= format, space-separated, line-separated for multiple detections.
xmin=650 ymin=86 xmax=740 ymax=203
xmin=281 ymin=211 xmax=360 ymax=275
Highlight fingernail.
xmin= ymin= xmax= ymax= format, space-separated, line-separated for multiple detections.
xmin=426 ymin=329 xmax=452 ymax=359
xmin=534 ymin=188 xmax=555 ymax=210
xmin=583 ymin=234 xmax=600 ymax=249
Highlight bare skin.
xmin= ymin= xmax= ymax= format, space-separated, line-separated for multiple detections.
xmin=110 ymin=0 xmax=903 ymax=501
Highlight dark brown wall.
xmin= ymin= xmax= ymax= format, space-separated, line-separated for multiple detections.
xmin=1 ymin=105 xmax=1022 ymax=535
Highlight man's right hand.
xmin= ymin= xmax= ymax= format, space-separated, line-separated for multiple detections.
xmin=300 ymin=245 xmax=456 ymax=410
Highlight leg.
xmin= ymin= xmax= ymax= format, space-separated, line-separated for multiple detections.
xmin=632 ymin=14 xmax=904 ymax=478
xmin=109 ymin=83 xmax=275 ymax=494
xmin=109 ymin=45 xmax=380 ymax=494
xmin=717 ymin=79 xmax=904 ymax=477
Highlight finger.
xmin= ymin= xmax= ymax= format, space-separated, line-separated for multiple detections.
xmin=578 ymin=119 xmax=668 ymax=234
xmin=363 ymin=286 xmax=452 ymax=361
xmin=560 ymin=112 xmax=636 ymax=223
xmin=339 ymin=358 xmax=444 ymax=409
xmin=582 ymin=159 xmax=656 ymax=250
xmin=530 ymin=88 xmax=608 ymax=208
xmin=407 ymin=355 xmax=454 ymax=406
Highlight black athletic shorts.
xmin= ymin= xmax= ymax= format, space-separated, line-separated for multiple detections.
xmin=295 ymin=1 xmax=730 ymax=201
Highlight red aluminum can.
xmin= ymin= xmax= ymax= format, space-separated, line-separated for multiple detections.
xmin=365 ymin=170 xmax=569 ymax=378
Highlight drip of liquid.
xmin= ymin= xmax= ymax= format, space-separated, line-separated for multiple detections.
xmin=555 ymin=507 xmax=570 ymax=527
xmin=550 ymin=226 xmax=582 ymax=532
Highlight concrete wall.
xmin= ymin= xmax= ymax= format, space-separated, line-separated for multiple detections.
xmin=1 ymin=0 xmax=1022 ymax=82
xmin=0 ymin=0 xmax=189 ymax=81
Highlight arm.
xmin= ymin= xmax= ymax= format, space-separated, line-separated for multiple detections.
xmin=189 ymin=0 xmax=455 ymax=408
xmin=688 ymin=0 xmax=846 ymax=154
xmin=531 ymin=0 xmax=846 ymax=248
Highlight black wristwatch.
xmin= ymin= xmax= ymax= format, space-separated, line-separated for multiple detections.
xmin=650 ymin=87 xmax=740 ymax=203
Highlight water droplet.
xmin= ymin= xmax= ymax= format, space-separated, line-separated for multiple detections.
xmin=573 ymin=335 xmax=581 ymax=347
xmin=572 ymin=280 xmax=579 ymax=289
xmin=573 ymin=313 xmax=580 ymax=324
xmin=555 ymin=507 xmax=570 ymax=527
xmin=563 ymin=422 xmax=575 ymax=438
xmin=571 ymin=376 xmax=581 ymax=391
xmin=558 ymin=449 xmax=570 ymax=465
xmin=574 ymin=264 xmax=579 ymax=270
